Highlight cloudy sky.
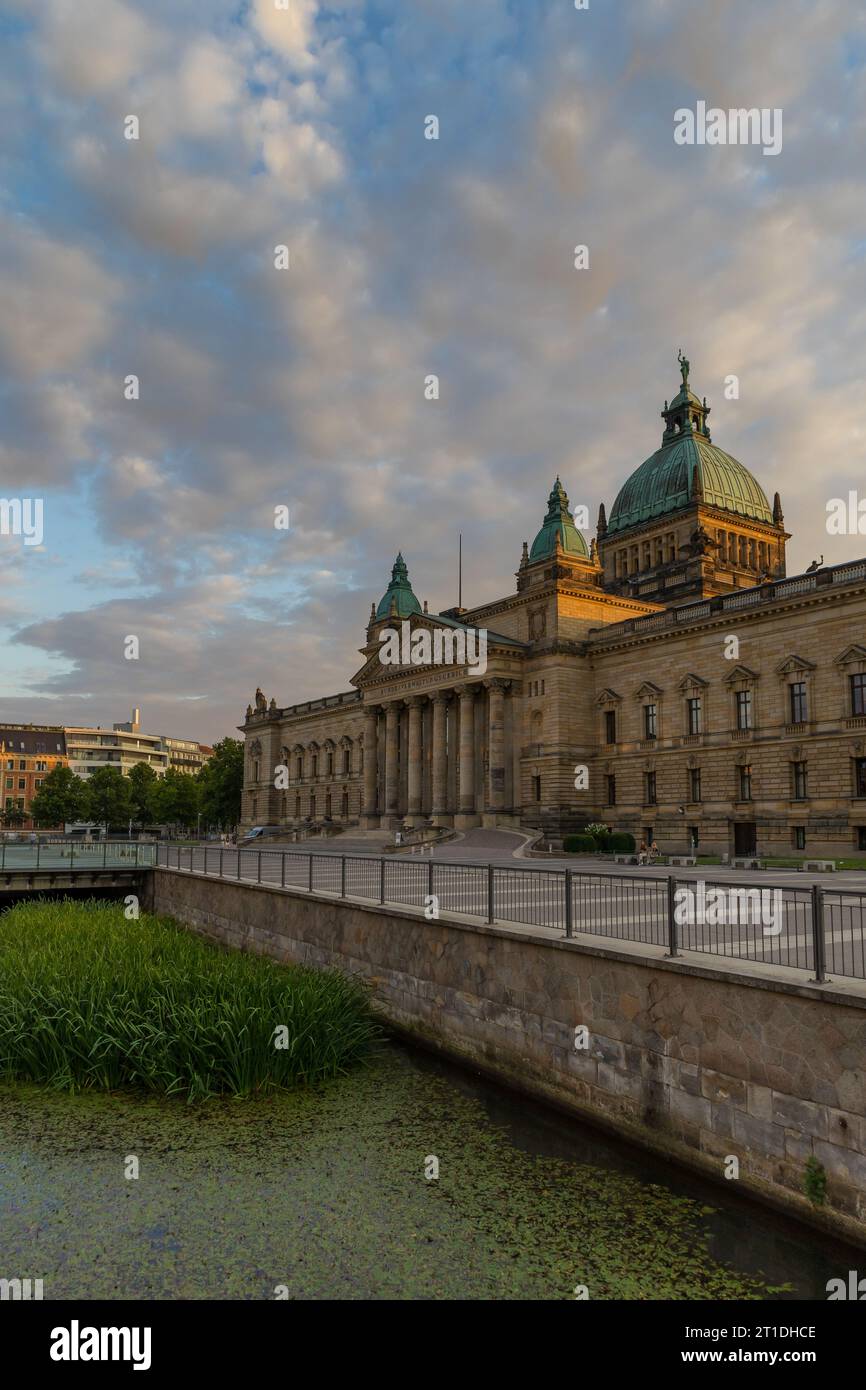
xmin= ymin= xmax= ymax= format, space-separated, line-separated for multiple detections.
xmin=0 ymin=0 xmax=864 ymax=743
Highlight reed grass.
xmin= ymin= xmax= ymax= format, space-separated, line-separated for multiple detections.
xmin=0 ymin=899 xmax=381 ymax=1100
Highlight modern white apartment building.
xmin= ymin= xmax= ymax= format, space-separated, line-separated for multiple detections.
xmin=64 ymin=709 xmax=170 ymax=779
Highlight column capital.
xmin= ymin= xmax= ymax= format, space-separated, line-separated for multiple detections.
xmin=431 ymin=689 xmax=453 ymax=705
xmin=484 ymin=677 xmax=512 ymax=694
xmin=458 ymin=683 xmax=480 ymax=702
xmin=404 ymin=694 xmax=425 ymax=708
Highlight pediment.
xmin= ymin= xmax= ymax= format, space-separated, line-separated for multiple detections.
xmin=722 ymin=664 xmax=759 ymax=686
xmin=775 ymin=654 xmax=817 ymax=676
xmin=835 ymin=644 xmax=866 ymax=667
xmin=677 ymin=672 xmax=709 ymax=691
xmin=634 ymin=681 xmax=663 ymax=700
xmin=352 ymin=615 xmax=492 ymax=688
xmin=596 ymin=687 xmax=622 ymax=706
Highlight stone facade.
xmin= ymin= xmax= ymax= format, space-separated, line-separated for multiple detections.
xmin=146 ymin=868 xmax=866 ymax=1243
xmin=240 ymin=360 xmax=866 ymax=856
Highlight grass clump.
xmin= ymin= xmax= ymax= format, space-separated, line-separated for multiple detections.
xmin=0 ymin=899 xmax=381 ymax=1100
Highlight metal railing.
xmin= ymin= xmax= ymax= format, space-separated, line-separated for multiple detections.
xmin=0 ymin=840 xmax=157 ymax=870
xmin=153 ymin=846 xmax=866 ymax=985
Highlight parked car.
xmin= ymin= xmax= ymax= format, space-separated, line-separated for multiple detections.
xmin=238 ymin=825 xmax=284 ymax=847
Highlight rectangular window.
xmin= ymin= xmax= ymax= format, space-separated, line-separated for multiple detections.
xmin=736 ymin=689 xmax=753 ymax=730
xmin=688 ymin=825 xmax=699 ymax=851
xmin=689 ymin=768 xmax=702 ymax=802
xmin=18 ymin=760 xmax=25 ymax=771
xmin=606 ymin=775 xmax=616 ymax=806
xmin=855 ymin=758 xmax=866 ymax=798
xmin=858 ymin=827 xmax=866 ymax=852
xmin=687 ymin=697 xmax=702 ymax=735
xmin=4 ymin=759 xmax=12 ymax=770
xmin=17 ymin=778 xmax=25 ymax=790
xmin=852 ymin=673 xmax=866 ymax=717
xmin=4 ymin=776 xmax=11 ymax=789
xmin=738 ymin=764 xmax=752 ymax=801
xmin=644 ymin=704 xmax=657 ymax=739
xmin=792 ymin=762 xmax=807 ymax=800
xmin=644 ymin=771 xmax=657 ymax=804
xmin=789 ymin=682 xmax=807 ymax=724
xmin=532 ymin=775 xmax=541 ymax=802
xmin=793 ymin=826 xmax=806 ymax=851
xmin=604 ymin=710 xmax=616 ymax=744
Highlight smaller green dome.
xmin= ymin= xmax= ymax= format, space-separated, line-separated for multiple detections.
xmin=529 ymin=478 xmax=589 ymax=561
xmin=376 ymin=553 xmax=423 ymax=620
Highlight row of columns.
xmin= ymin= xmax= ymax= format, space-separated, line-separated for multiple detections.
xmin=362 ymin=680 xmax=512 ymax=827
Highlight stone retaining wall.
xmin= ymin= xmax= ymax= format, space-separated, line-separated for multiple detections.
xmin=145 ymin=868 xmax=866 ymax=1244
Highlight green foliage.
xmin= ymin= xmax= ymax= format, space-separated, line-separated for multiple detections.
xmin=197 ymin=738 xmax=243 ymax=829
xmin=563 ymin=833 xmax=597 ymax=853
xmin=85 ymin=766 xmax=133 ymax=828
xmin=0 ymin=805 xmax=27 ymax=828
xmin=152 ymin=768 xmax=200 ymax=830
xmin=609 ymin=832 xmax=636 ymax=853
xmin=563 ymin=829 xmax=634 ymax=855
xmin=0 ymin=899 xmax=380 ymax=1100
xmin=30 ymin=765 xmax=90 ymax=828
xmin=127 ymin=762 xmax=158 ymax=824
xmin=804 ymin=1156 xmax=827 ymax=1206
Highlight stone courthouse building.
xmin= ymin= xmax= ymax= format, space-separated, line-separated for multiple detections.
xmin=241 ymin=355 xmax=866 ymax=857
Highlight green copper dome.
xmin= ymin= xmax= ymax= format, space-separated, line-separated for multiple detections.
xmin=606 ymin=353 xmax=773 ymax=535
xmin=529 ymin=478 xmax=589 ymax=561
xmin=375 ymin=553 xmax=423 ymax=620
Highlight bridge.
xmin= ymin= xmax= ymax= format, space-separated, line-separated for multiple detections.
xmin=0 ymin=840 xmax=156 ymax=895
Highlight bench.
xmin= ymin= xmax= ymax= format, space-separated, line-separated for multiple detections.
xmin=731 ymin=857 xmax=764 ymax=869
xmin=613 ymin=854 xmax=638 ymax=864
xmin=668 ymin=855 xmax=696 ymax=867
xmin=802 ymin=860 xmax=835 ymax=872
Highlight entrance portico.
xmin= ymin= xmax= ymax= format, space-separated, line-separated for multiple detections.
xmin=360 ymin=673 xmax=520 ymax=831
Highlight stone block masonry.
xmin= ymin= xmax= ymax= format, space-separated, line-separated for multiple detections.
xmin=145 ymin=868 xmax=866 ymax=1246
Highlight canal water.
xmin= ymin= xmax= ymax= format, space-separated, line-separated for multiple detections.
xmin=0 ymin=1039 xmax=858 ymax=1300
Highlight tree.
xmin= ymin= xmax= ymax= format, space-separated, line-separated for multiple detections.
xmin=30 ymin=766 xmax=91 ymax=828
xmin=0 ymin=804 xmax=26 ymax=828
xmin=197 ymin=738 xmax=243 ymax=829
xmin=153 ymin=768 xmax=200 ymax=831
xmin=128 ymin=762 xmax=158 ymax=824
xmin=85 ymin=766 xmax=133 ymax=829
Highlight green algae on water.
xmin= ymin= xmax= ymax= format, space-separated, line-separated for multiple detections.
xmin=0 ymin=1048 xmax=780 ymax=1301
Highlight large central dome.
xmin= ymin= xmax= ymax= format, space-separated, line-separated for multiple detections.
xmin=607 ymin=357 xmax=773 ymax=536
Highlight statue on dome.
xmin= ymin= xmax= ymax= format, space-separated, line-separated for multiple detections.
xmin=677 ymin=348 xmax=690 ymax=387
xmin=254 ymin=687 xmax=267 ymax=712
